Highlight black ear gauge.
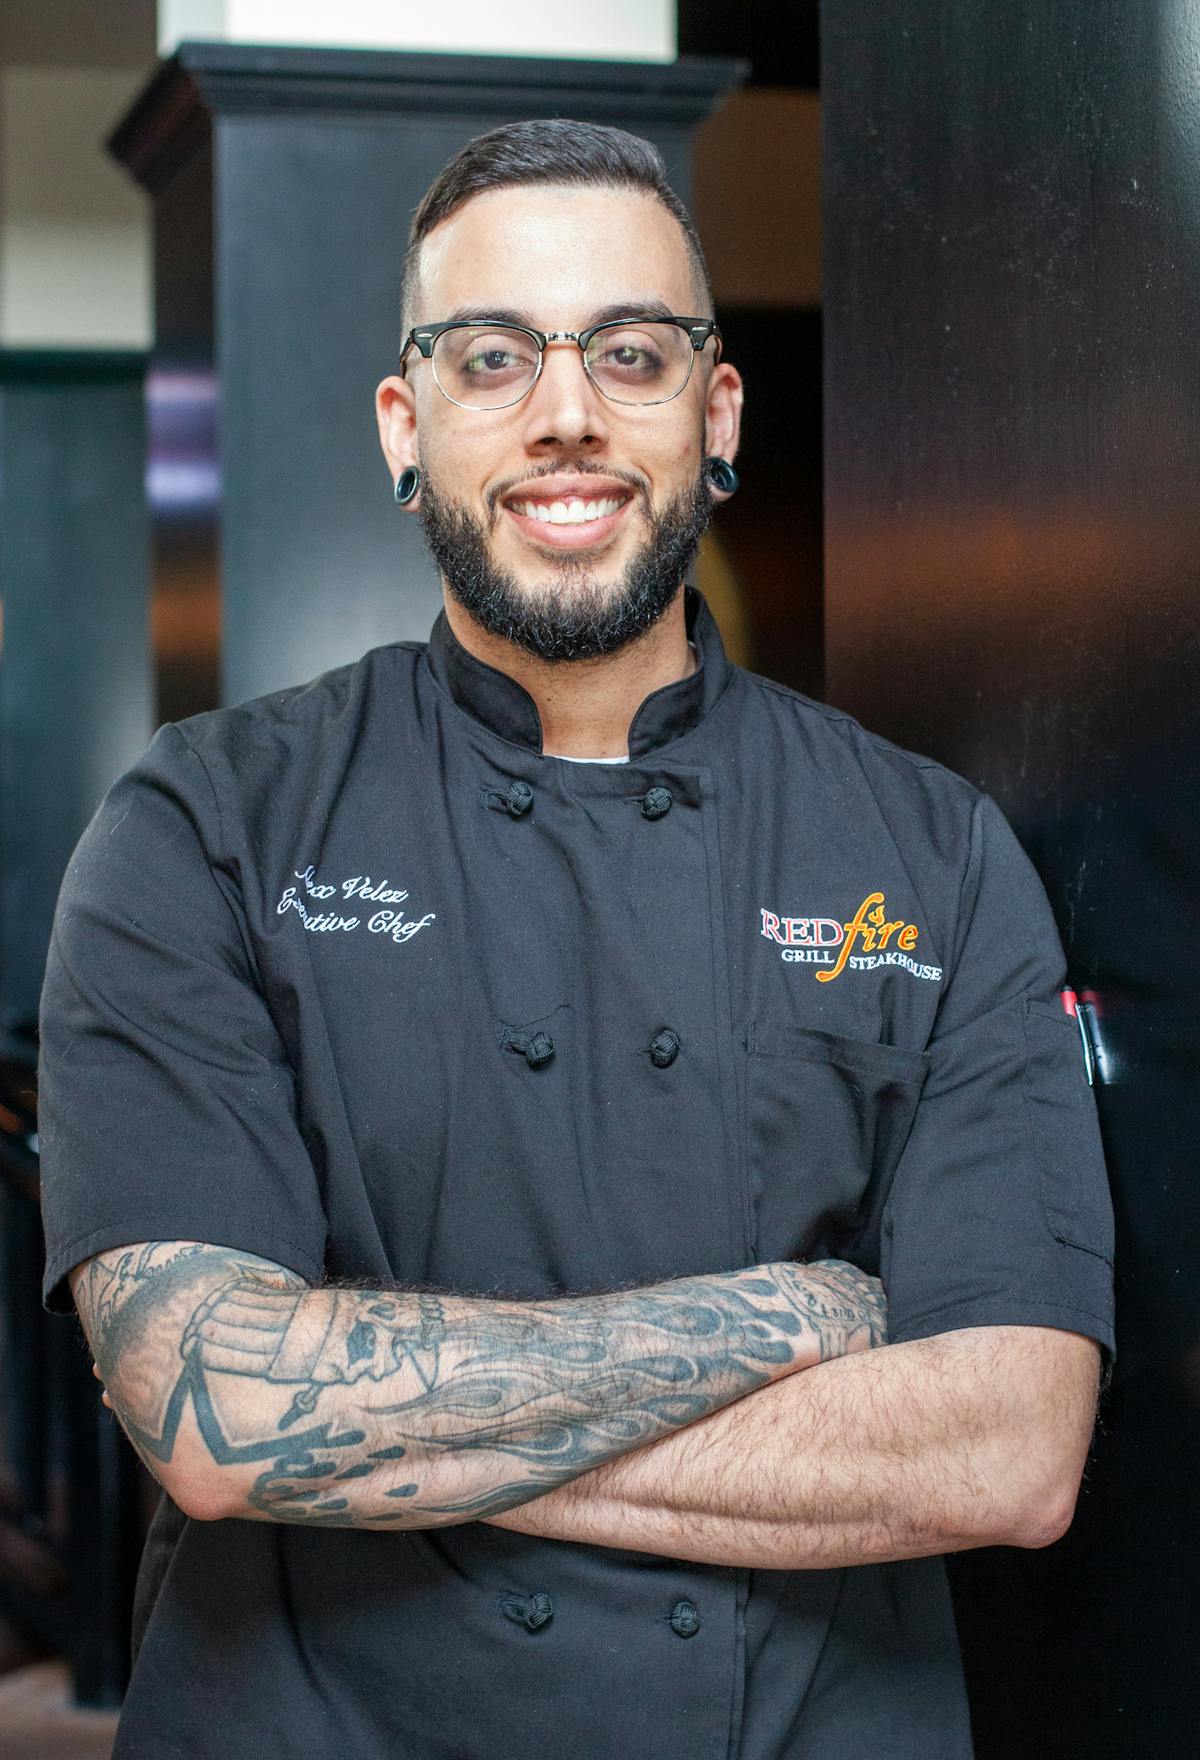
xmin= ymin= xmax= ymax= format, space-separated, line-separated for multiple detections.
xmin=704 ymin=456 xmax=740 ymax=495
xmin=393 ymin=466 xmax=422 ymax=505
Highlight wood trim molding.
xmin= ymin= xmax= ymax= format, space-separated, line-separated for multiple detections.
xmin=109 ymin=42 xmax=748 ymax=192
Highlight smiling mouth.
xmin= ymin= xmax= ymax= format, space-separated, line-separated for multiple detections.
xmin=509 ymin=493 xmax=629 ymax=526
xmin=501 ymin=491 xmax=634 ymax=549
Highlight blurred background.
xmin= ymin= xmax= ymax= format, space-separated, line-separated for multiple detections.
xmin=0 ymin=2 xmax=1196 ymax=1755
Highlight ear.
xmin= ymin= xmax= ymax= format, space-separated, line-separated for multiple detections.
xmin=376 ymin=374 xmax=420 ymax=499
xmin=703 ymin=360 xmax=744 ymax=501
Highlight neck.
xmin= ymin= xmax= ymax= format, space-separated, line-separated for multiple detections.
xmin=441 ymin=587 xmax=696 ymax=759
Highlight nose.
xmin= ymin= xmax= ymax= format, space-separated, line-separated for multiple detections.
xmin=519 ymin=337 xmax=610 ymax=454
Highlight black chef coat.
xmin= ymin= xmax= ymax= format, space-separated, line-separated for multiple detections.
xmin=40 ymin=586 xmax=1115 ymax=1760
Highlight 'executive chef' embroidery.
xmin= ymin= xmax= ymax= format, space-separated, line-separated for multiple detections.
xmin=759 ymin=891 xmax=943 ymax=983
xmin=277 ymin=865 xmax=436 ymax=944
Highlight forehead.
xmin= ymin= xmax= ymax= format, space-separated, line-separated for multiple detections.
xmin=414 ymin=184 xmax=699 ymax=324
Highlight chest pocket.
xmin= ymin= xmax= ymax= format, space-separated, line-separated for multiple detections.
xmin=744 ymin=1023 xmax=929 ymax=1268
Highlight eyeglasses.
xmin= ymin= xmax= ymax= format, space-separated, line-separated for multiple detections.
xmin=398 ymin=315 xmax=721 ymax=410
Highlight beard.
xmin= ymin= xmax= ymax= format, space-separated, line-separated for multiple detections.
xmin=417 ymin=466 xmax=713 ymax=663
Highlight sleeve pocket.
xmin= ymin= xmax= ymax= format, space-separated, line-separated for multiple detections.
xmin=1023 ymin=1000 xmax=1115 ymax=1264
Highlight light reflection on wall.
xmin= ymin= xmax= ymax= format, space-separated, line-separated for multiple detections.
xmin=145 ymin=367 xmax=221 ymax=723
xmin=1162 ymin=0 xmax=1200 ymax=181
xmin=146 ymin=459 xmax=221 ymax=509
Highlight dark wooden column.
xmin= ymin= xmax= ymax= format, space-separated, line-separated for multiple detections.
xmin=0 ymin=349 xmax=150 ymax=1709
xmin=0 ymin=351 xmax=151 ymax=1033
xmin=110 ymin=43 xmax=743 ymax=717
xmin=822 ymin=5 xmax=1200 ymax=1755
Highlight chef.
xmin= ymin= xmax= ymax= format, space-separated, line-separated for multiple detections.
xmin=39 ymin=117 xmax=1114 ymax=1760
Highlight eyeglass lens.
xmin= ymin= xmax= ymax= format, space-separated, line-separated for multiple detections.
xmin=430 ymin=322 xmax=698 ymax=409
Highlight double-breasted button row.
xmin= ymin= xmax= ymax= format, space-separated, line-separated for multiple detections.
xmin=502 ymin=1026 xmax=681 ymax=1071
xmin=484 ymin=782 xmax=676 ymax=820
xmin=495 ymin=1592 xmax=702 ymax=1638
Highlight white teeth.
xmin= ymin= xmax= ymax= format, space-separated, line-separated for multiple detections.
xmin=515 ymin=495 xmax=624 ymax=525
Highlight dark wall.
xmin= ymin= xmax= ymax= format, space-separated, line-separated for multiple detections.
xmin=678 ymin=0 xmax=818 ymax=88
xmin=682 ymin=0 xmax=823 ymax=696
xmin=823 ymin=5 xmax=1200 ymax=1754
xmin=705 ymin=307 xmax=823 ymax=697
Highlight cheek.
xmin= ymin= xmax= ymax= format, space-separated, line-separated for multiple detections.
xmin=666 ymin=435 xmax=704 ymax=487
xmin=420 ymin=424 xmax=464 ymax=474
xmin=421 ymin=431 xmax=490 ymax=503
xmin=641 ymin=422 xmax=697 ymax=475
xmin=668 ymin=408 xmax=706 ymax=467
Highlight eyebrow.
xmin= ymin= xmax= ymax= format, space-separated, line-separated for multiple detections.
xmin=439 ymin=298 xmax=680 ymax=329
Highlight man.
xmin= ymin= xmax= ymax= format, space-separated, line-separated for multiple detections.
xmin=39 ymin=121 xmax=1113 ymax=1758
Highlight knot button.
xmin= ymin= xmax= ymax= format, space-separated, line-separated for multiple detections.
xmin=641 ymin=786 xmax=673 ymax=820
xmin=668 ymin=1598 xmax=701 ymax=1639
xmin=498 ymin=1590 xmax=553 ymax=1632
xmin=524 ymin=1031 xmax=555 ymax=1069
xmin=505 ymin=779 xmax=534 ymax=817
xmin=501 ymin=1024 xmax=556 ymax=1068
xmin=649 ymin=1028 xmax=681 ymax=1069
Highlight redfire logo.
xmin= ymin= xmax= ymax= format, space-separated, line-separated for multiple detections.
xmin=759 ymin=892 xmax=942 ymax=983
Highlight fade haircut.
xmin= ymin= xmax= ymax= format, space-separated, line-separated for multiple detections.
xmin=399 ymin=118 xmax=714 ymax=338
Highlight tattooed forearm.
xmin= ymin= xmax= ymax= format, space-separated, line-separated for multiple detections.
xmin=71 ymin=1244 xmax=887 ymax=1530
xmin=785 ymin=1260 xmax=888 ymax=1358
xmin=84 ymin=1242 xmax=212 ymax=1335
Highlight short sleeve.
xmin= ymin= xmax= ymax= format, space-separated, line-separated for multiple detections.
xmin=881 ymin=793 xmax=1115 ymax=1357
xmin=39 ymin=723 xmax=328 ymax=1313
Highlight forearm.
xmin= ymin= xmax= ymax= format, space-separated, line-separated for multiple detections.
xmin=73 ymin=1244 xmax=883 ymax=1530
xmin=488 ymin=1327 xmax=1102 ymax=1567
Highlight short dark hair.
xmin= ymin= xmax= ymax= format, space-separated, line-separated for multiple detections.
xmin=399 ymin=118 xmax=714 ymax=335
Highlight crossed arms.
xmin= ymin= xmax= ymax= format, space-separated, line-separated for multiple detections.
xmin=72 ymin=1241 xmax=1099 ymax=1566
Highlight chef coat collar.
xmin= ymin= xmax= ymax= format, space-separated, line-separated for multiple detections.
xmin=423 ymin=585 xmax=732 ymax=759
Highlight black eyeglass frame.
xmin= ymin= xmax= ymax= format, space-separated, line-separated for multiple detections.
xmin=398 ymin=315 xmax=723 ymax=409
